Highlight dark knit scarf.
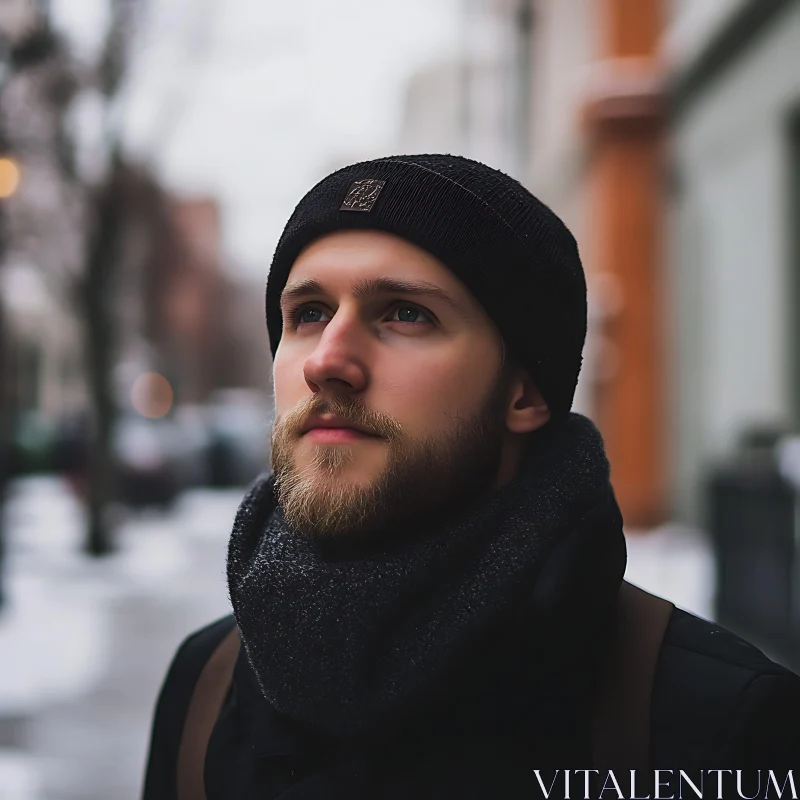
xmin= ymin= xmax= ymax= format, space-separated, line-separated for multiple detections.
xmin=227 ymin=413 xmax=625 ymax=741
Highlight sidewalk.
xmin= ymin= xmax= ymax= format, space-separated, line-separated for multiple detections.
xmin=0 ymin=477 xmax=717 ymax=799
xmin=0 ymin=477 xmax=241 ymax=800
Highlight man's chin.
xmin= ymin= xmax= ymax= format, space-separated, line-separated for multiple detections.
xmin=292 ymin=442 xmax=388 ymax=479
xmin=291 ymin=459 xmax=382 ymax=488
xmin=278 ymin=490 xmax=387 ymax=541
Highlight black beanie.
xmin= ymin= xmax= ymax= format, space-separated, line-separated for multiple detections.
xmin=266 ymin=154 xmax=587 ymax=418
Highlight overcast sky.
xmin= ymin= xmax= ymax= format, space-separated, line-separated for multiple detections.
xmin=51 ymin=0 xmax=462 ymax=278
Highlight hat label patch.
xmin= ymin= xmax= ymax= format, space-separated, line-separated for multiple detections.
xmin=340 ymin=179 xmax=386 ymax=212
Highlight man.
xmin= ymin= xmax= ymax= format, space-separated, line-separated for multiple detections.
xmin=143 ymin=155 xmax=800 ymax=799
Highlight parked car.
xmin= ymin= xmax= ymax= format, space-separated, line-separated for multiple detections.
xmin=112 ymin=413 xmax=180 ymax=509
xmin=12 ymin=410 xmax=58 ymax=475
xmin=171 ymin=404 xmax=213 ymax=489
xmin=53 ymin=411 xmax=91 ymax=501
xmin=204 ymin=389 xmax=272 ymax=488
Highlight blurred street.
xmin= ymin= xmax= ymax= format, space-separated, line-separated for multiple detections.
xmin=0 ymin=0 xmax=798 ymax=790
xmin=0 ymin=478 xmax=239 ymax=800
xmin=0 ymin=475 xmax=715 ymax=800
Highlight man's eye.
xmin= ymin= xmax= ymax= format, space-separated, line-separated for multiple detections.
xmin=288 ymin=303 xmax=432 ymax=328
xmin=388 ymin=305 xmax=432 ymax=324
xmin=293 ymin=306 xmax=328 ymax=325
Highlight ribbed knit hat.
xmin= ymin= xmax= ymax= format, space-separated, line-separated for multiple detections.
xmin=266 ymin=154 xmax=587 ymax=417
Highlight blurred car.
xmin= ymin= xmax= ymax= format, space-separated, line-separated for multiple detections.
xmin=12 ymin=410 xmax=58 ymax=476
xmin=112 ymin=413 xmax=180 ymax=509
xmin=171 ymin=404 xmax=213 ymax=489
xmin=53 ymin=411 xmax=91 ymax=500
xmin=204 ymin=389 xmax=272 ymax=488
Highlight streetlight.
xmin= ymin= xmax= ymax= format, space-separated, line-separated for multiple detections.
xmin=0 ymin=156 xmax=20 ymax=198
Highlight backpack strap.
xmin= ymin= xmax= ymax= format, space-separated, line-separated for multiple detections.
xmin=592 ymin=580 xmax=674 ymax=771
xmin=176 ymin=624 xmax=241 ymax=800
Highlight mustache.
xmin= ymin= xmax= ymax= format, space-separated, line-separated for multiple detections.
xmin=276 ymin=395 xmax=404 ymax=443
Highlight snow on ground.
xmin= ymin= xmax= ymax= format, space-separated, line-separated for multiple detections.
xmin=0 ymin=478 xmax=241 ymax=711
xmin=0 ymin=477 xmax=242 ymax=799
xmin=0 ymin=749 xmax=42 ymax=800
xmin=0 ymin=477 xmax=108 ymax=713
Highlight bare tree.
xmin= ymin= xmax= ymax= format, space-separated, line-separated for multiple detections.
xmin=81 ymin=0 xmax=141 ymax=555
xmin=81 ymin=146 xmax=126 ymax=554
xmin=0 ymin=16 xmax=79 ymax=600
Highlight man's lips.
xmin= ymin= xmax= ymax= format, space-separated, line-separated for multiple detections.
xmin=303 ymin=427 xmax=378 ymax=443
xmin=300 ymin=415 xmax=381 ymax=441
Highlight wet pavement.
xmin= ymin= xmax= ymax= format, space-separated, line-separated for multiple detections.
xmin=0 ymin=478 xmax=239 ymax=800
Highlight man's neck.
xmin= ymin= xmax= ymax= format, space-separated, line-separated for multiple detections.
xmin=492 ymin=434 xmax=526 ymax=491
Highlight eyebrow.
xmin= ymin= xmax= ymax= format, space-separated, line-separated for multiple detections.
xmin=279 ymin=276 xmax=468 ymax=315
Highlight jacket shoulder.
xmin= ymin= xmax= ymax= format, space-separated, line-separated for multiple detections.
xmin=142 ymin=614 xmax=237 ymax=800
xmin=650 ymin=606 xmax=800 ymax=767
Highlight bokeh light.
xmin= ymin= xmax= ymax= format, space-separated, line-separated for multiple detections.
xmin=131 ymin=372 xmax=174 ymax=418
xmin=0 ymin=157 xmax=21 ymax=198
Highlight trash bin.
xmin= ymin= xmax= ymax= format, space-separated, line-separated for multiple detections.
xmin=707 ymin=426 xmax=800 ymax=670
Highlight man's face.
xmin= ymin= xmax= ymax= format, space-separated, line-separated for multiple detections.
xmin=271 ymin=229 xmax=513 ymax=539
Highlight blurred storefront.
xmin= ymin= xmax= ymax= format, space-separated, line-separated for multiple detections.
xmin=526 ymin=0 xmax=666 ymax=529
xmin=667 ymin=0 xmax=800 ymax=525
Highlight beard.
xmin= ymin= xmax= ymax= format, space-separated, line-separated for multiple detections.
xmin=270 ymin=369 xmax=514 ymax=541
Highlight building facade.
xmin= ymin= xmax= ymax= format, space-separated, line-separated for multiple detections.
xmin=522 ymin=0 xmax=800 ymax=528
xmin=667 ymin=0 xmax=800 ymax=523
xmin=0 ymin=2 xmax=88 ymax=431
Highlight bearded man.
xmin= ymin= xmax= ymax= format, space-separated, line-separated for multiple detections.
xmin=143 ymin=155 xmax=800 ymax=800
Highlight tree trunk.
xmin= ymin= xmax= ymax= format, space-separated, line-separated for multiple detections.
xmin=0 ymin=297 xmax=9 ymax=605
xmin=81 ymin=150 xmax=124 ymax=556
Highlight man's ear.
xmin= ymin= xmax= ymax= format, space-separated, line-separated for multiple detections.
xmin=505 ymin=368 xmax=551 ymax=434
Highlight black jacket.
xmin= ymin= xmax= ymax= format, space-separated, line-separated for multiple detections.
xmin=143 ymin=611 xmax=800 ymax=799
xmin=143 ymin=503 xmax=800 ymax=799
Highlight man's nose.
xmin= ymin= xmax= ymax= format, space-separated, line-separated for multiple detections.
xmin=302 ymin=313 xmax=368 ymax=395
